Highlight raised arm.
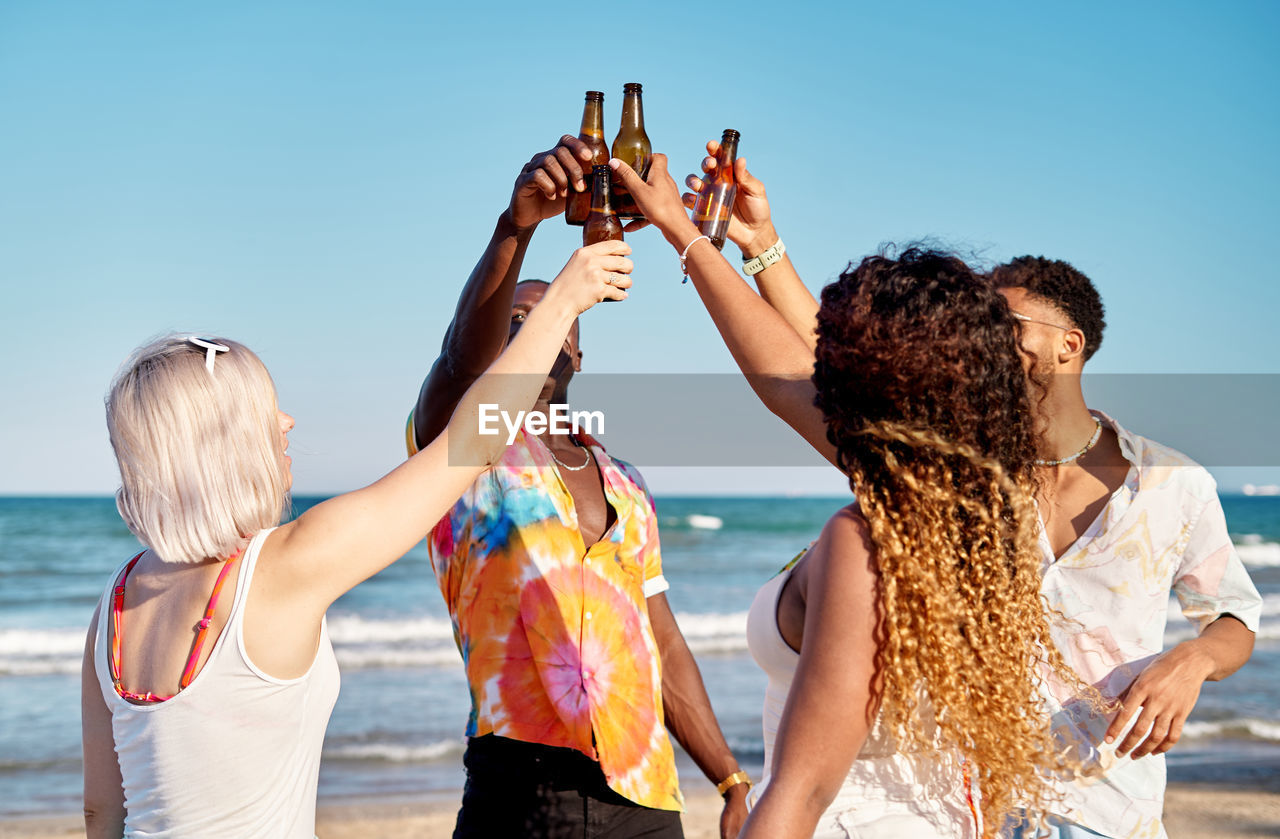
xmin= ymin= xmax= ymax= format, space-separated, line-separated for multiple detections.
xmin=272 ymin=241 xmax=632 ymax=610
xmin=610 ymin=155 xmax=836 ymax=466
xmin=682 ymin=141 xmax=820 ymax=352
xmin=739 ymin=509 xmax=882 ymax=838
xmin=414 ymin=135 xmax=597 ymax=448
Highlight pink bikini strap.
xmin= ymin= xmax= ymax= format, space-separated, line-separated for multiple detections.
xmin=177 ymin=551 xmax=240 ymax=689
xmin=108 ymin=552 xmax=146 ymax=696
xmin=110 ymin=549 xmax=243 ymax=702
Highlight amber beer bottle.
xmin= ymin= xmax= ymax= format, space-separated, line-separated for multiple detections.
xmin=565 ymin=91 xmax=610 ymax=226
xmin=583 ymin=164 xmax=624 ymax=245
xmin=692 ymin=129 xmax=741 ymax=251
xmin=610 ymin=82 xmax=651 ymax=221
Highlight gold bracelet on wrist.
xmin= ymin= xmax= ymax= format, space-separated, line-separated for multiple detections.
xmin=715 ymin=769 xmax=752 ymax=796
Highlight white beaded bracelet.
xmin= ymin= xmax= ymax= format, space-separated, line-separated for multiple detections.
xmin=742 ymin=239 xmax=786 ymax=276
xmin=680 ymin=235 xmax=712 ymax=284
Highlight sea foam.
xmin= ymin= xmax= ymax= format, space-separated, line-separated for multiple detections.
xmin=0 ymin=627 xmax=83 ymax=676
xmin=1180 ymin=719 xmax=1280 ymax=743
xmin=1236 ymin=539 xmax=1280 ymax=568
xmin=327 ymin=613 xmax=456 ymax=644
xmin=686 ymin=514 xmax=724 ymax=530
xmin=324 ymin=739 xmax=465 ymax=763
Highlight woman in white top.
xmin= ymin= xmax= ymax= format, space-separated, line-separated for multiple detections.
xmin=80 ymin=240 xmax=632 ymax=838
xmin=609 ymin=152 xmax=1090 ymax=836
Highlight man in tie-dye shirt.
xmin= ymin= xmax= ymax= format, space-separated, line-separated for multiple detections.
xmin=407 ymin=136 xmax=749 ymax=838
xmin=993 ymin=257 xmax=1262 ymax=839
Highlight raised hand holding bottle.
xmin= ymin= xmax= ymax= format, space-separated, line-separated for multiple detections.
xmin=610 ymin=82 xmax=651 ymax=221
xmin=692 ymin=129 xmax=740 ymax=251
xmin=565 ymin=91 xmax=609 ymax=226
xmin=584 ymin=164 xmax=624 ymax=246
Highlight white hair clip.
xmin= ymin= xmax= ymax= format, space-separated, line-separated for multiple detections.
xmin=187 ymin=336 xmax=230 ymax=373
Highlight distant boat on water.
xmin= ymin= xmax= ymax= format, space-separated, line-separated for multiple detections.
xmin=1243 ymin=483 xmax=1280 ymax=496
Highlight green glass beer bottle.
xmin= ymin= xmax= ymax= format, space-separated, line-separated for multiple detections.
xmin=610 ymin=82 xmax=651 ymax=221
xmin=564 ymin=91 xmax=609 ymax=226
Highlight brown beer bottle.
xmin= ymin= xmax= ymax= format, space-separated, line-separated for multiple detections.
xmin=564 ymin=91 xmax=609 ymax=226
xmin=610 ymin=82 xmax=651 ymax=221
xmin=692 ymin=129 xmax=741 ymax=250
xmin=583 ymin=164 xmax=624 ymax=245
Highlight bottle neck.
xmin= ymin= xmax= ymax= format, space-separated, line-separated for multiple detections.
xmin=581 ymin=102 xmax=604 ymax=139
xmin=591 ymin=169 xmax=614 ymax=213
xmin=619 ymin=94 xmax=644 ymax=130
xmin=719 ymin=136 xmax=739 ymax=164
xmin=712 ymin=136 xmax=739 ymax=185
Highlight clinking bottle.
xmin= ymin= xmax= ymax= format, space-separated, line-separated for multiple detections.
xmin=610 ymin=82 xmax=651 ymax=221
xmin=565 ymin=91 xmax=609 ymax=226
xmin=692 ymin=129 xmax=740 ymax=251
xmin=583 ymin=164 xmax=624 ymax=245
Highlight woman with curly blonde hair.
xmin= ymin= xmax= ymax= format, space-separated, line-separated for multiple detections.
xmin=611 ymin=152 xmax=1088 ymax=837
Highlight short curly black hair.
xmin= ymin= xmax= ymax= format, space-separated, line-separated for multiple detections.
xmin=989 ymin=256 xmax=1106 ymax=362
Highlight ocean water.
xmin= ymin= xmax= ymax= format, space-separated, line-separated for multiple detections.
xmin=2 ymin=495 xmax=1278 ymax=818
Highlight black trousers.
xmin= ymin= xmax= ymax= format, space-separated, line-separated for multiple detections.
xmin=453 ymin=735 xmax=684 ymax=839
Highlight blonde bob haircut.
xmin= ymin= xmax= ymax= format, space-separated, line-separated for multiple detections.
xmin=107 ymin=334 xmax=289 ymax=563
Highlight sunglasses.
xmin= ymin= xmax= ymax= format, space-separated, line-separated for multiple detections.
xmin=1010 ymin=312 xmax=1072 ymax=331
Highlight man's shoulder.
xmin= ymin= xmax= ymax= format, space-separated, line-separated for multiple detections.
xmin=1133 ymin=433 xmax=1207 ymax=473
xmin=1134 ymin=437 xmax=1219 ymax=504
xmin=1102 ymin=412 xmax=1218 ymax=496
xmin=596 ymin=446 xmax=651 ymax=494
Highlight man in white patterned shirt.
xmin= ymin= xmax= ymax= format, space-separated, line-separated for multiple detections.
xmin=992 ymin=256 xmax=1262 ymax=839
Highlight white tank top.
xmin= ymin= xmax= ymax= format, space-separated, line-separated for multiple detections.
xmin=93 ymin=528 xmax=341 ymax=838
xmin=745 ymin=564 xmax=977 ymax=838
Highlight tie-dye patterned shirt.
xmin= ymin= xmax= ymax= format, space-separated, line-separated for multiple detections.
xmin=1039 ymin=411 xmax=1261 ymax=838
xmin=411 ymin=424 xmax=682 ymax=812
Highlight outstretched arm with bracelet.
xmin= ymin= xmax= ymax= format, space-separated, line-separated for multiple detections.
xmin=609 ymin=155 xmax=836 ymax=466
xmin=682 ymin=140 xmax=819 ymax=352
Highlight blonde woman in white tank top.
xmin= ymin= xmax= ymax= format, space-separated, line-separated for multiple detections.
xmin=81 ymin=241 xmax=631 ymax=838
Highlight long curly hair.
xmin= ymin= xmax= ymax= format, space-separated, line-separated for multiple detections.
xmin=813 ymin=247 xmax=1085 ymax=830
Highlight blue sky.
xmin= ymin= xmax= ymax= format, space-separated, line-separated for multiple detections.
xmin=2 ymin=1 xmax=1277 ymax=495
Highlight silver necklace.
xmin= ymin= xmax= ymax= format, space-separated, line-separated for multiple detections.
xmin=548 ymin=439 xmax=592 ymax=472
xmin=1035 ymin=416 xmax=1102 ymax=466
